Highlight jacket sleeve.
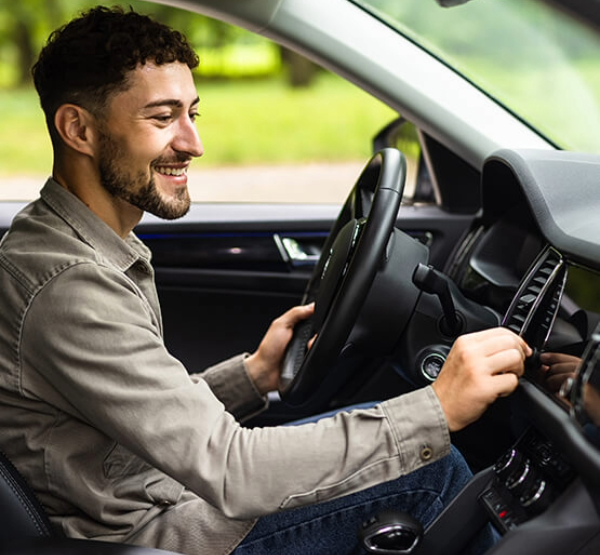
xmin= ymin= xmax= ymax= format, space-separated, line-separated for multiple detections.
xmin=21 ymin=262 xmax=451 ymax=520
xmin=194 ymin=355 xmax=268 ymax=421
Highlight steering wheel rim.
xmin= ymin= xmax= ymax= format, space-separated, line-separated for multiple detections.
xmin=279 ymin=148 xmax=407 ymax=406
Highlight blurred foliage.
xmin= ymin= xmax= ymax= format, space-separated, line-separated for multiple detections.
xmin=0 ymin=0 xmax=317 ymax=87
xmin=0 ymin=73 xmax=398 ymax=175
xmin=0 ymin=0 xmax=397 ymax=178
xmin=2 ymin=0 xmax=600 ymax=172
xmin=364 ymin=0 xmax=600 ymax=65
xmin=0 ymin=0 xmax=109 ymax=86
xmin=359 ymin=0 xmax=600 ymax=153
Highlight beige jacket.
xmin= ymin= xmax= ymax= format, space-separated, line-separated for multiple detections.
xmin=0 ymin=178 xmax=450 ymax=554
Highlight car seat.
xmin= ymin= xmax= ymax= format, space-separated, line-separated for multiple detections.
xmin=0 ymin=451 xmax=182 ymax=554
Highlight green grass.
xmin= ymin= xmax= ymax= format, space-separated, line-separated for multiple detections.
xmin=0 ymin=90 xmax=53 ymax=175
xmin=5 ymin=60 xmax=600 ymax=179
xmin=0 ymin=73 xmax=398 ymax=176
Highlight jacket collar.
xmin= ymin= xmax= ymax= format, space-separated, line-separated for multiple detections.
xmin=40 ymin=177 xmax=152 ymax=273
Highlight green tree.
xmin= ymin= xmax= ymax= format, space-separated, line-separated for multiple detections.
xmin=0 ymin=0 xmax=314 ymax=88
xmin=0 ymin=0 xmax=98 ymax=86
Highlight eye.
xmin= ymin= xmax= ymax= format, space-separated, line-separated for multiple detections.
xmin=189 ymin=112 xmax=200 ymax=123
xmin=152 ymin=114 xmax=173 ymax=124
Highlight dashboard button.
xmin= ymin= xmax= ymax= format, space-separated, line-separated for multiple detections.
xmin=420 ymin=353 xmax=445 ymax=381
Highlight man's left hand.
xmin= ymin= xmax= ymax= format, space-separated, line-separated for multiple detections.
xmin=245 ymin=303 xmax=315 ymax=395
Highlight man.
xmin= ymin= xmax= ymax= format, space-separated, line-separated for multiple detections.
xmin=0 ymin=6 xmax=531 ymax=555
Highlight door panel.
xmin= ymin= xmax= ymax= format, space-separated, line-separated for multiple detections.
xmin=136 ymin=203 xmax=474 ymax=374
xmin=0 ymin=196 xmax=474 ymax=419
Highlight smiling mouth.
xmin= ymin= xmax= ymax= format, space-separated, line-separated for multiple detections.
xmin=154 ymin=165 xmax=188 ymax=177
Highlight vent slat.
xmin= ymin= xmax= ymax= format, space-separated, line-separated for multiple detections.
xmin=502 ymin=248 xmax=566 ymax=349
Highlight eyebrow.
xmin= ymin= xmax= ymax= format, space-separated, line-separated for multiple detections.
xmin=143 ymin=96 xmax=200 ymax=110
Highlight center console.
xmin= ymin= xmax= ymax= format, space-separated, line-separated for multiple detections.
xmin=480 ymin=428 xmax=575 ymax=533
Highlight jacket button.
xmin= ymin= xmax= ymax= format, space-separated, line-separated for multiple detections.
xmin=159 ymin=499 xmax=174 ymax=507
xmin=420 ymin=445 xmax=433 ymax=461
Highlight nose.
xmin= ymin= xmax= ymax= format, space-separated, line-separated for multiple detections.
xmin=173 ymin=115 xmax=204 ymax=158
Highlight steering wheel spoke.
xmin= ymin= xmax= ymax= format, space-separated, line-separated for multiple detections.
xmin=279 ymin=148 xmax=428 ymax=407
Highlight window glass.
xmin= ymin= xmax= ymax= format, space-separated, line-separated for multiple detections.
xmin=353 ymin=0 xmax=600 ymax=154
xmin=0 ymin=1 xmax=397 ymax=204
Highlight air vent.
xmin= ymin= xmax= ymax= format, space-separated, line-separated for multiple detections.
xmin=502 ymin=247 xmax=567 ymax=350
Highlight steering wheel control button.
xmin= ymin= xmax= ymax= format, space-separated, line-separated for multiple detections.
xmin=420 ymin=352 xmax=446 ymax=382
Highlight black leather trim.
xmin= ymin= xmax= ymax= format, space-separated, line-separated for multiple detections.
xmin=0 ymin=538 xmax=180 ymax=554
xmin=0 ymin=451 xmax=54 ymax=540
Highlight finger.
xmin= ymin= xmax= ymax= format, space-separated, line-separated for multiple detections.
xmin=486 ymin=348 xmax=528 ymax=377
xmin=549 ymin=363 xmax=580 ymax=375
xmin=540 ymin=352 xmax=580 ymax=366
xmin=493 ymin=372 xmax=521 ymax=397
xmin=276 ymin=303 xmax=315 ymax=328
xmin=480 ymin=331 xmax=532 ymax=360
xmin=460 ymin=328 xmax=532 ymax=359
xmin=466 ymin=327 xmax=525 ymax=343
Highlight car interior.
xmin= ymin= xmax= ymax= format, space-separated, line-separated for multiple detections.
xmin=2 ymin=0 xmax=600 ymax=554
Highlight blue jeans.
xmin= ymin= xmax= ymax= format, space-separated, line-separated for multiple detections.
xmin=232 ymin=405 xmax=494 ymax=555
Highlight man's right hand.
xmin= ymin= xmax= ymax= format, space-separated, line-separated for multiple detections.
xmin=431 ymin=328 xmax=532 ymax=432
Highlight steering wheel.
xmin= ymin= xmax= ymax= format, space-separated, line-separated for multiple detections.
xmin=279 ymin=148 xmax=427 ymax=407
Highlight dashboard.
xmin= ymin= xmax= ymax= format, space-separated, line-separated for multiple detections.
xmin=440 ymin=148 xmax=600 ymax=543
xmin=449 ymin=149 xmax=600 ymax=387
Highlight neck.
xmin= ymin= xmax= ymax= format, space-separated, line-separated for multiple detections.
xmin=53 ymin=157 xmax=143 ymax=239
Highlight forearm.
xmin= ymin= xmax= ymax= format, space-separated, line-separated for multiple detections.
xmin=168 ymin=386 xmax=450 ymax=519
xmin=198 ymin=354 xmax=268 ymax=420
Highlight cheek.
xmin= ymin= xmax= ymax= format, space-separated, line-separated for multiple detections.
xmin=119 ymin=128 xmax=167 ymax=166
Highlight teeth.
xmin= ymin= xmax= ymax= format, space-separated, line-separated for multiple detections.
xmin=156 ymin=166 xmax=187 ymax=176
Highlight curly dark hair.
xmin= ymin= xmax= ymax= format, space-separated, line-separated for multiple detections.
xmin=32 ymin=5 xmax=199 ymax=147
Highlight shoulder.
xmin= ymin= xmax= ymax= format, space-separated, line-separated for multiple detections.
xmin=1 ymin=199 xmax=97 ymax=288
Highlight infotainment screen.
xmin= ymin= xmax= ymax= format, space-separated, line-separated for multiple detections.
xmin=549 ymin=264 xmax=600 ymax=355
xmin=563 ymin=265 xmax=600 ymax=319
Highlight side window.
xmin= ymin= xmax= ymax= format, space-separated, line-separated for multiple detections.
xmin=0 ymin=2 xmax=398 ymax=204
xmin=192 ymin=68 xmax=398 ymax=204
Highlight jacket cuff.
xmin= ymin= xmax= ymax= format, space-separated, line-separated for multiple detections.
xmin=200 ymin=354 xmax=268 ymax=421
xmin=381 ymin=386 xmax=451 ymax=473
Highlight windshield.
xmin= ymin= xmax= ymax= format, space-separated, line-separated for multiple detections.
xmin=352 ymin=0 xmax=600 ymax=154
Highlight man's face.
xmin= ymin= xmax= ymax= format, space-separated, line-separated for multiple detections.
xmin=95 ymin=62 xmax=203 ymax=220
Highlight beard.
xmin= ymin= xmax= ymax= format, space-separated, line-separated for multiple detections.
xmin=97 ymin=130 xmax=191 ymax=220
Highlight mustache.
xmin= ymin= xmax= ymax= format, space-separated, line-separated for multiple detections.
xmin=152 ymin=153 xmax=192 ymax=165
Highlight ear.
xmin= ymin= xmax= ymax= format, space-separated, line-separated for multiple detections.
xmin=54 ymin=104 xmax=98 ymax=157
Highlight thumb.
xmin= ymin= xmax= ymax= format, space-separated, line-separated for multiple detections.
xmin=280 ymin=302 xmax=315 ymax=327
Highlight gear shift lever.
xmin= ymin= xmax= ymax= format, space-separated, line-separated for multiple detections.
xmin=357 ymin=510 xmax=423 ymax=554
xmin=413 ymin=263 xmax=460 ymax=336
